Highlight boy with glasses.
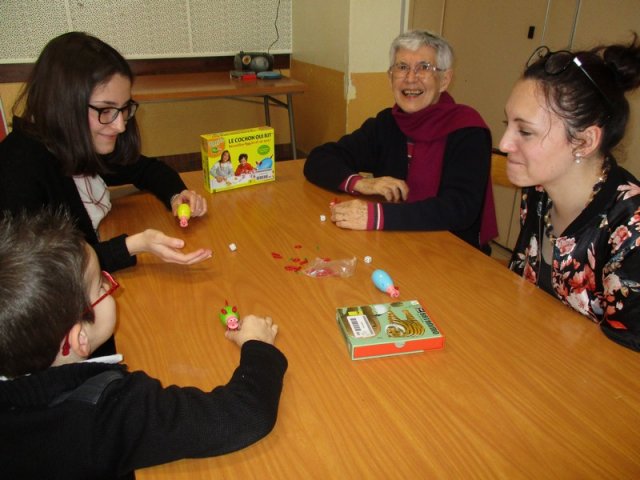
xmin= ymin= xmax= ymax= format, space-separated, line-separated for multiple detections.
xmin=0 ymin=209 xmax=288 ymax=479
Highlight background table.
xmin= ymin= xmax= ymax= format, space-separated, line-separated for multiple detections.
xmin=101 ymin=160 xmax=640 ymax=479
xmin=132 ymin=72 xmax=306 ymax=158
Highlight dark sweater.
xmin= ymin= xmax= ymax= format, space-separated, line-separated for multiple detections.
xmin=0 ymin=340 xmax=288 ymax=479
xmin=0 ymin=122 xmax=186 ymax=272
xmin=303 ymin=108 xmax=492 ymax=247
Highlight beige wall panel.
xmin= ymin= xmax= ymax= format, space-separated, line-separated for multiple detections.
xmin=0 ymin=83 xmax=24 ymax=128
xmin=409 ymin=0 xmax=446 ymax=33
xmin=542 ymin=0 xmax=579 ymax=49
xmin=346 ymin=72 xmax=395 ymax=132
xmin=439 ymin=1 xmax=549 ymax=147
xmin=349 ymin=0 xmax=404 ymax=72
xmin=137 ymin=97 xmax=291 ymax=158
xmin=572 ymin=0 xmax=640 ymax=49
xmin=572 ymin=0 xmax=640 ymax=177
xmin=290 ymin=59 xmax=347 ymax=154
xmin=292 ymin=0 xmax=350 ymax=72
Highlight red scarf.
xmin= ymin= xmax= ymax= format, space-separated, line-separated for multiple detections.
xmin=392 ymin=92 xmax=498 ymax=244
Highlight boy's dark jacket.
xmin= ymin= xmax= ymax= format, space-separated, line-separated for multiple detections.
xmin=0 ymin=340 xmax=287 ymax=479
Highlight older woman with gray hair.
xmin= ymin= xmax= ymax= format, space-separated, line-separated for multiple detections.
xmin=304 ymin=30 xmax=496 ymax=250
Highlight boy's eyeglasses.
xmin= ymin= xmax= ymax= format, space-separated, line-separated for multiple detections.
xmin=389 ymin=62 xmax=445 ymax=80
xmin=86 ymin=270 xmax=119 ymax=312
xmin=526 ymin=46 xmax=613 ymax=109
xmin=62 ymin=271 xmax=119 ymax=356
xmin=88 ymin=101 xmax=139 ymax=124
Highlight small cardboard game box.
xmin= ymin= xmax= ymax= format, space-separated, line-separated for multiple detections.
xmin=336 ymin=299 xmax=445 ymax=360
xmin=201 ymin=126 xmax=275 ymax=193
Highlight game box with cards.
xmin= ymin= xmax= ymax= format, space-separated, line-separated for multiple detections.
xmin=336 ymin=299 xmax=445 ymax=360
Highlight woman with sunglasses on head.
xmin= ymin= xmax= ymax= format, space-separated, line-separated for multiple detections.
xmin=500 ymin=34 xmax=640 ymax=351
xmin=0 ymin=32 xmax=211 ymax=274
xmin=303 ymin=30 xmax=497 ymax=251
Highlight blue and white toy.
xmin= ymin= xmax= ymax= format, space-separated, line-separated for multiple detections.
xmin=372 ymin=269 xmax=400 ymax=298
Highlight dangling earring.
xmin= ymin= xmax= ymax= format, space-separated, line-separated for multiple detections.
xmin=575 ymin=153 xmax=582 ymax=164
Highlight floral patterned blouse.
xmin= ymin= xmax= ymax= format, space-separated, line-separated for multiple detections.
xmin=509 ymin=161 xmax=640 ymax=351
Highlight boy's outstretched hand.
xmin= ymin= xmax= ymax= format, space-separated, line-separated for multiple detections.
xmin=225 ymin=315 xmax=279 ymax=347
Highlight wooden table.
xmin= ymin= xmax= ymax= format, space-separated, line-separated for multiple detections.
xmin=132 ymin=72 xmax=307 ymax=158
xmin=101 ymin=160 xmax=640 ymax=479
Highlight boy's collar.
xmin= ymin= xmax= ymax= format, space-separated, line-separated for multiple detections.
xmin=0 ymin=353 xmax=123 ymax=381
xmin=83 ymin=353 xmax=123 ymax=365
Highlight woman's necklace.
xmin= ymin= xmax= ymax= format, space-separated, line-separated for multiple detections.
xmin=543 ymin=160 xmax=610 ymax=243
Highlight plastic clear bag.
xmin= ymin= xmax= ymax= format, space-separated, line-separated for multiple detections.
xmin=303 ymin=257 xmax=357 ymax=278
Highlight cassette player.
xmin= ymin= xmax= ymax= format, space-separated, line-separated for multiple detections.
xmin=233 ymin=51 xmax=274 ymax=73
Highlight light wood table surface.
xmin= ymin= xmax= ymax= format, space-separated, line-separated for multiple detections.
xmin=101 ymin=159 xmax=640 ymax=479
xmin=132 ymin=72 xmax=306 ymax=158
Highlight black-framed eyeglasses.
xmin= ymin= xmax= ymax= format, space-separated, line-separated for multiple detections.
xmin=389 ymin=62 xmax=445 ymax=80
xmin=527 ymin=46 xmax=613 ymax=109
xmin=88 ymin=101 xmax=139 ymax=124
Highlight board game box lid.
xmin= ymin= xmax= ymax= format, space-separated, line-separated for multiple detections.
xmin=336 ymin=299 xmax=445 ymax=360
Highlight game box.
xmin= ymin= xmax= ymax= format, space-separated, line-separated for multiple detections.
xmin=201 ymin=126 xmax=275 ymax=193
xmin=336 ymin=299 xmax=445 ymax=360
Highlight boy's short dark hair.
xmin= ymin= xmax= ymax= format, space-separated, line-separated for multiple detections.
xmin=0 ymin=209 xmax=91 ymax=378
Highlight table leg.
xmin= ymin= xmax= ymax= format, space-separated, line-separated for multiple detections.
xmin=263 ymin=96 xmax=271 ymax=126
xmin=287 ymin=93 xmax=297 ymax=159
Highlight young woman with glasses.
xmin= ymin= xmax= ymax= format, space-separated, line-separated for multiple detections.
xmin=0 ymin=32 xmax=211 ymax=275
xmin=303 ymin=30 xmax=497 ymax=251
xmin=500 ymin=35 xmax=640 ymax=351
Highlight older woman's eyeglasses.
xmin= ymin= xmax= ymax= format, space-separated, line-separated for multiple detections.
xmin=527 ymin=46 xmax=612 ymax=108
xmin=389 ymin=62 xmax=444 ymax=80
xmin=88 ymin=101 xmax=139 ymax=124
xmin=86 ymin=270 xmax=119 ymax=312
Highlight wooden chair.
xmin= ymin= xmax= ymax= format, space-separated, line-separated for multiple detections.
xmin=491 ymin=151 xmax=512 ymax=188
xmin=490 ymin=151 xmax=520 ymax=262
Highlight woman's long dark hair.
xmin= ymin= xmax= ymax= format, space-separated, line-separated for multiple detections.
xmin=14 ymin=32 xmax=141 ymax=176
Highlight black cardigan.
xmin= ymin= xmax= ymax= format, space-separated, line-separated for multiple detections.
xmin=303 ymin=108 xmax=492 ymax=247
xmin=0 ymin=123 xmax=186 ymax=272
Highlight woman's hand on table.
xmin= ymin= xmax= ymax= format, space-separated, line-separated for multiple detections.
xmin=126 ymin=229 xmax=212 ymax=265
xmin=330 ymin=199 xmax=369 ymax=230
xmin=171 ymin=189 xmax=208 ymax=217
xmin=353 ymin=176 xmax=408 ymax=202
